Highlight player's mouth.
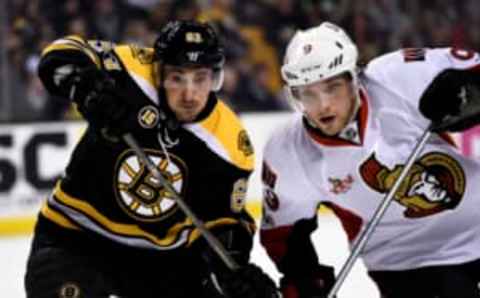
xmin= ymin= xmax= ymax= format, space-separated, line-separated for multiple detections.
xmin=318 ymin=115 xmax=336 ymax=125
xmin=181 ymin=104 xmax=198 ymax=111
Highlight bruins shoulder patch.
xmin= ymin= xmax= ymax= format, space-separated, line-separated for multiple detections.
xmin=238 ymin=130 xmax=253 ymax=157
xmin=129 ymin=44 xmax=155 ymax=64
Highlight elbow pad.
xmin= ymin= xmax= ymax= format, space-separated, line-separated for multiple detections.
xmin=38 ymin=36 xmax=101 ymax=99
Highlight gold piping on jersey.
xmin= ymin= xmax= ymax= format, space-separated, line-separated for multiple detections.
xmin=187 ymin=218 xmax=241 ymax=246
xmin=184 ymin=101 xmax=254 ymax=171
xmin=49 ymin=183 xmax=245 ymax=250
xmin=51 ymin=184 xmax=189 ymax=247
xmin=40 ymin=201 xmax=80 ymax=230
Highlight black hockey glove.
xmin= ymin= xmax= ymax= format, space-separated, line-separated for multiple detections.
xmin=75 ymin=68 xmax=128 ymax=135
xmin=419 ymin=69 xmax=480 ymax=132
xmin=280 ymin=264 xmax=336 ymax=298
xmin=218 ymin=264 xmax=280 ymax=298
xmin=196 ymin=223 xmax=279 ymax=298
xmin=64 ymin=67 xmax=135 ymax=139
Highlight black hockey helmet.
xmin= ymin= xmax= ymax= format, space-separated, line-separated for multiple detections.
xmin=154 ymin=20 xmax=225 ymax=71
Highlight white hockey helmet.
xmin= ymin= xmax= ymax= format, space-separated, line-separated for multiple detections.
xmin=281 ymin=22 xmax=359 ymax=106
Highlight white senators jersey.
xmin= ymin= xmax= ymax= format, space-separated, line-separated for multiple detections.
xmin=261 ymin=48 xmax=480 ymax=271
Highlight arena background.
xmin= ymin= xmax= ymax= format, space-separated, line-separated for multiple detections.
xmin=1 ymin=0 xmax=480 ymax=297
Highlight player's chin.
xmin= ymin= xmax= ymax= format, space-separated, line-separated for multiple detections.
xmin=315 ymin=121 xmax=340 ymax=136
xmin=176 ymin=110 xmax=200 ymax=123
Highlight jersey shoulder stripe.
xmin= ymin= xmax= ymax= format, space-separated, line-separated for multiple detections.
xmin=185 ymin=100 xmax=254 ymax=171
xmin=113 ymin=45 xmax=159 ymax=104
xmin=41 ymin=35 xmax=102 ymax=68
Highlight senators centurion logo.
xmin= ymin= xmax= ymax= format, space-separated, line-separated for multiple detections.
xmin=114 ymin=149 xmax=187 ymax=222
xmin=359 ymin=152 xmax=466 ymax=218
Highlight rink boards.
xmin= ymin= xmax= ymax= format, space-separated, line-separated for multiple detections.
xmin=0 ymin=113 xmax=290 ymax=235
xmin=1 ymin=113 xmax=479 ymax=236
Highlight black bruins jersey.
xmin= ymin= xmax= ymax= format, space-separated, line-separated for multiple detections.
xmin=37 ymin=36 xmax=256 ymax=253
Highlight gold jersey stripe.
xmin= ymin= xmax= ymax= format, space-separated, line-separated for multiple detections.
xmin=52 ymin=184 xmax=249 ymax=249
xmin=41 ymin=201 xmax=80 ymax=230
xmin=114 ymin=45 xmax=155 ymax=83
xmin=0 ymin=201 xmax=333 ymax=236
xmin=41 ymin=35 xmax=101 ymax=68
xmin=53 ymin=184 xmax=193 ymax=247
xmin=193 ymin=101 xmax=254 ymax=171
xmin=113 ymin=45 xmax=158 ymax=103
xmin=186 ymin=218 xmax=240 ymax=246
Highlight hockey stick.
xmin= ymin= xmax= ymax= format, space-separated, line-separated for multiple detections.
xmin=123 ymin=133 xmax=240 ymax=271
xmin=327 ymin=125 xmax=433 ymax=298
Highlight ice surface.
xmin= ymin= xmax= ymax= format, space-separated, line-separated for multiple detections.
xmin=0 ymin=215 xmax=379 ymax=298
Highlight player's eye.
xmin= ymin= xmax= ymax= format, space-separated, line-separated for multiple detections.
xmin=324 ymin=82 xmax=342 ymax=93
xmin=169 ymin=74 xmax=184 ymax=83
xmin=194 ymin=75 xmax=208 ymax=84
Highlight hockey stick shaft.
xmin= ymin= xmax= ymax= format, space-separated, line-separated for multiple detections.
xmin=327 ymin=126 xmax=433 ymax=298
xmin=123 ymin=133 xmax=240 ymax=271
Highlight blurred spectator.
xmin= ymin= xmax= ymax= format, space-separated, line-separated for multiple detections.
xmin=123 ymin=9 xmax=155 ymax=46
xmin=91 ymin=0 xmax=127 ymax=41
xmin=2 ymin=0 xmax=480 ymax=122
xmin=126 ymin=0 xmax=164 ymax=9
xmin=169 ymin=0 xmax=200 ymax=21
xmin=263 ymin=0 xmax=310 ymax=61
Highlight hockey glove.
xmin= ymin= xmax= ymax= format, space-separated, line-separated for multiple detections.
xmin=280 ymin=264 xmax=336 ymax=298
xmin=63 ymin=66 xmax=137 ymax=139
xmin=196 ymin=223 xmax=279 ymax=298
xmin=218 ymin=263 xmax=280 ymax=298
xmin=419 ymin=69 xmax=480 ymax=132
xmin=74 ymin=68 xmax=127 ymax=135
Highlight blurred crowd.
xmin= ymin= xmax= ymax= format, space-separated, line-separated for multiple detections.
xmin=1 ymin=0 xmax=479 ymax=122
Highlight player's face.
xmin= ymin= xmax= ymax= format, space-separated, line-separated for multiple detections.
xmin=163 ymin=66 xmax=214 ymax=122
xmin=295 ymin=74 xmax=356 ymax=136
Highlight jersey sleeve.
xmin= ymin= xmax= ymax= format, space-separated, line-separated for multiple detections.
xmin=38 ymin=35 xmax=106 ymax=98
xmin=259 ymin=124 xmax=322 ymax=273
xmin=365 ymin=47 xmax=480 ymax=127
xmin=184 ymin=100 xmax=256 ymax=249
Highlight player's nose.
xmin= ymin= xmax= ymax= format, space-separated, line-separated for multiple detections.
xmin=182 ymin=83 xmax=197 ymax=102
xmin=311 ymin=96 xmax=332 ymax=114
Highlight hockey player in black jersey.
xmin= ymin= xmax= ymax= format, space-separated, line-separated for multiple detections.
xmin=24 ymin=20 xmax=279 ymax=298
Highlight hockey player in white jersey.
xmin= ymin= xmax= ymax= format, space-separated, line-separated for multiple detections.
xmin=260 ymin=22 xmax=480 ymax=298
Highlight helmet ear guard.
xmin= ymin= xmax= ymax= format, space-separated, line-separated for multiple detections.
xmin=283 ymin=85 xmax=305 ymax=112
xmin=212 ymin=68 xmax=224 ymax=91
